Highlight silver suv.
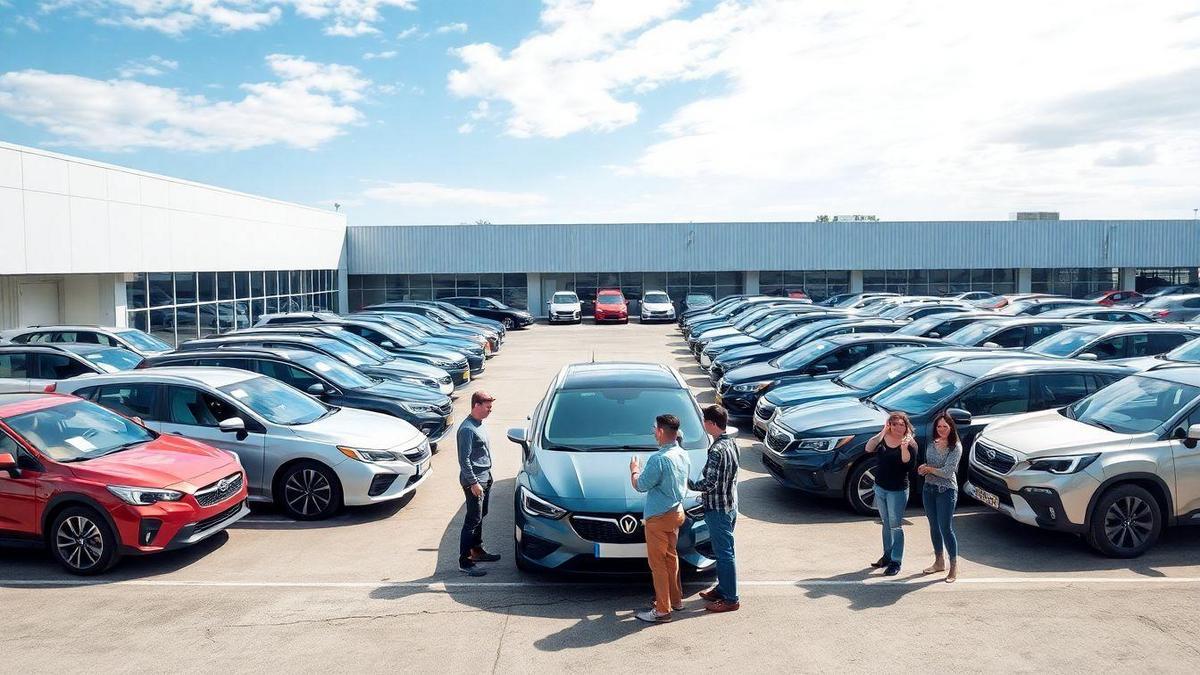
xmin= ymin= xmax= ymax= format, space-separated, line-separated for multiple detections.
xmin=966 ymin=365 xmax=1200 ymax=557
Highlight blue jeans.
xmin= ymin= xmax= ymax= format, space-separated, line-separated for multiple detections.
xmin=703 ymin=508 xmax=738 ymax=602
xmin=874 ymin=486 xmax=908 ymax=564
xmin=459 ymin=477 xmax=493 ymax=561
xmin=923 ymin=483 xmax=958 ymax=560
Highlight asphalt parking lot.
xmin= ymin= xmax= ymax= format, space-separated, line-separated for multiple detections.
xmin=6 ymin=321 xmax=1200 ymax=673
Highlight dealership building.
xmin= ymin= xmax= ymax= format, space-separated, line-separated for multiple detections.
xmin=2 ymin=141 xmax=1198 ymax=345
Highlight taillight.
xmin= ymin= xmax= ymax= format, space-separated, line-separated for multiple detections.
xmin=43 ymin=383 xmax=56 ymax=393
xmin=1154 ymin=310 xmax=1169 ymax=317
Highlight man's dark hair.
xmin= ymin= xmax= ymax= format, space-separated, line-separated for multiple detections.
xmin=655 ymin=414 xmax=681 ymax=433
xmin=702 ymin=405 xmax=728 ymax=429
xmin=471 ymin=391 xmax=496 ymax=407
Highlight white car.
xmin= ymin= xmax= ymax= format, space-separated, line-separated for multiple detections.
xmin=55 ymin=367 xmax=432 ymax=520
xmin=547 ymin=291 xmax=582 ymax=324
xmin=640 ymin=290 xmax=676 ymax=323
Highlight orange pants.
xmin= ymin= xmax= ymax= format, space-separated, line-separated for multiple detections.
xmin=645 ymin=508 xmax=685 ymax=615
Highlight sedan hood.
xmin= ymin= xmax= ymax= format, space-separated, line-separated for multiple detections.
xmin=549 ymin=302 xmax=580 ymax=312
xmin=765 ymin=378 xmax=859 ymax=407
xmin=706 ymin=334 xmax=758 ymax=353
xmin=526 ymin=447 xmax=705 ymax=512
xmin=364 ymin=379 xmax=451 ymax=404
xmin=977 ymin=409 xmax=1136 ymax=457
xmin=697 ymin=326 xmax=741 ymax=343
xmin=775 ymin=397 xmax=887 ymax=437
xmin=402 ymin=345 xmax=468 ymax=363
xmin=68 ymin=436 xmax=235 ymax=488
xmin=291 ymin=406 xmax=424 ymax=449
xmin=716 ymin=343 xmax=775 ymax=364
xmin=723 ymin=361 xmax=783 ymax=385
xmin=642 ymin=302 xmax=674 ymax=311
xmin=383 ymin=358 xmax=451 ymax=379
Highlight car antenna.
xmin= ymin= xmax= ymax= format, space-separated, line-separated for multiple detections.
xmin=591 ymin=351 xmax=595 ymax=363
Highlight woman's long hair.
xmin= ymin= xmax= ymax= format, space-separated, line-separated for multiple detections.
xmin=884 ymin=411 xmax=913 ymax=437
xmin=931 ymin=411 xmax=961 ymax=448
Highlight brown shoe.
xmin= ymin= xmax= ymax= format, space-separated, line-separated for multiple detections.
xmin=698 ymin=587 xmax=722 ymax=602
xmin=705 ymin=599 xmax=740 ymax=613
xmin=469 ymin=547 xmax=501 ymax=563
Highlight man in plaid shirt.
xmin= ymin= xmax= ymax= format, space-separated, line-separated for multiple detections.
xmin=689 ymin=404 xmax=740 ymax=612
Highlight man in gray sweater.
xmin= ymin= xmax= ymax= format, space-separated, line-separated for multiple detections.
xmin=458 ymin=390 xmax=500 ymax=577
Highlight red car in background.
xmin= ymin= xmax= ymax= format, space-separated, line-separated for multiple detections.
xmin=0 ymin=393 xmax=248 ymax=575
xmin=593 ymin=289 xmax=629 ymax=323
xmin=1086 ymin=289 xmax=1144 ymax=306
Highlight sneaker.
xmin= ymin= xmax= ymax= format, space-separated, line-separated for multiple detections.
xmin=469 ymin=547 xmax=502 ymax=563
xmin=635 ymin=609 xmax=672 ymax=624
xmin=649 ymin=598 xmax=684 ymax=611
xmin=459 ymin=561 xmax=487 ymax=577
xmin=870 ymin=556 xmax=891 ymax=569
xmin=883 ymin=562 xmax=901 ymax=577
xmin=705 ymin=599 xmax=740 ymax=613
xmin=698 ymin=587 xmax=722 ymax=602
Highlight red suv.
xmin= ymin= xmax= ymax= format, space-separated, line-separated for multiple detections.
xmin=593 ymin=289 xmax=629 ymax=323
xmin=0 ymin=393 xmax=248 ymax=575
xmin=1086 ymin=289 xmax=1144 ymax=307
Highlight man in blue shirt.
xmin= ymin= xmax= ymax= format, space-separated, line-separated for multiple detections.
xmin=629 ymin=413 xmax=691 ymax=623
xmin=457 ymin=390 xmax=499 ymax=577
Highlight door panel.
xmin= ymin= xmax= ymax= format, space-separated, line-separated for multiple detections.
xmin=0 ymin=432 xmax=38 ymax=535
xmin=159 ymin=386 xmax=267 ymax=495
xmin=1171 ymin=407 xmax=1200 ymax=518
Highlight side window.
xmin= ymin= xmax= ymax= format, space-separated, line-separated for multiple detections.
xmin=60 ymin=331 xmax=100 ymax=344
xmin=1090 ymin=336 xmax=1126 ymax=360
xmin=1026 ymin=324 xmax=1063 ymax=344
xmin=1091 ymin=373 xmax=1125 ymax=391
xmin=0 ymin=353 xmax=30 ymax=378
xmin=31 ymin=354 xmax=93 ymax=379
xmin=252 ymin=360 xmax=322 ymax=391
xmin=1036 ymin=373 xmax=1090 ymax=408
xmin=24 ymin=332 xmax=52 ymax=344
xmin=164 ymin=386 xmax=238 ymax=427
xmin=91 ymin=333 xmax=120 ymax=347
xmin=1145 ymin=333 xmax=1190 ymax=356
xmin=954 ymin=377 xmax=1031 ymax=416
xmin=0 ymin=430 xmax=22 ymax=456
xmin=1184 ymin=297 xmax=1200 ymax=309
xmin=991 ymin=328 xmax=1025 ymax=348
xmin=94 ymin=384 xmax=160 ymax=420
xmin=71 ymin=386 xmax=99 ymax=401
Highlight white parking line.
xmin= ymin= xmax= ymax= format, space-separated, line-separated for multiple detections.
xmin=4 ymin=577 xmax=1200 ymax=589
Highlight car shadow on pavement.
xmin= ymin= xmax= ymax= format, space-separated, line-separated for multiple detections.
xmin=368 ymin=477 xmax=716 ymax=651
xmin=670 ymin=348 xmax=693 ymax=356
xmin=677 ymin=365 xmax=704 ymax=376
xmin=735 ymin=476 xmax=898 ymax=526
xmin=684 ymin=376 xmax=712 ymax=388
xmin=229 ymin=493 xmax=415 ymax=530
xmin=796 ymin=568 xmax=941 ymax=610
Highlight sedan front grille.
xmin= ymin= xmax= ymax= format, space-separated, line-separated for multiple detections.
xmin=195 ymin=473 xmax=243 ymax=508
xmin=438 ymin=376 xmax=452 ymax=385
xmin=194 ymin=500 xmax=245 ymax=533
xmin=765 ymin=426 xmax=792 ymax=454
xmin=973 ymin=440 xmax=1017 ymax=474
xmin=570 ymin=514 xmax=645 ymax=544
xmin=436 ymin=401 xmax=453 ymax=416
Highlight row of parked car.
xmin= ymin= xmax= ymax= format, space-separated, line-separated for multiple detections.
xmin=678 ymin=292 xmax=1200 ymax=558
xmin=546 ymin=290 xmax=715 ymax=324
xmin=0 ymin=299 xmax=524 ymax=575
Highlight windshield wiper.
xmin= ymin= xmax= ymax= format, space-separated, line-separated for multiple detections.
xmin=1087 ymin=419 xmax=1117 ymax=432
xmin=97 ymin=440 xmax=150 ymax=457
xmin=543 ymin=444 xmax=587 ymax=452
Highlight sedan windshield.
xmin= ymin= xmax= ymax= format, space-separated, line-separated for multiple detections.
xmin=644 ymin=292 xmax=671 ymax=304
xmin=597 ymin=294 xmax=624 ymax=305
xmin=1026 ymin=330 xmax=1097 ymax=357
xmin=5 ymin=400 xmax=155 ymax=462
xmin=871 ymin=367 xmax=973 ymax=415
xmin=774 ymin=339 xmax=835 ymax=368
xmin=552 ymin=293 xmax=578 ymax=304
xmin=542 ymin=387 xmax=705 ymax=450
xmin=765 ymin=321 xmax=832 ymax=349
xmin=896 ymin=315 xmax=942 ymax=336
xmin=79 ymin=348 xmax=144 ymax=372
xmin=328 ymin=330 xmax=394 ymax=362
xmin=837 ymin=353 xmax=923 ymax=392
xmin=117 ymin=329 xmax=172 ymax=352
xmin=944 ymin=321 xmax=1002 ymax=346
xmin=1066 ymin=375 xmax=1200 ymax=434
xmin=748 ymin=315 xmax=795 ymax=338
xmin=294 ymin=353 xmax=375 ymax=389
xmin=220 ymin=376 xmax=329 ymax=425
xmin=1163 ymin=338 xmax=1200 ymax=363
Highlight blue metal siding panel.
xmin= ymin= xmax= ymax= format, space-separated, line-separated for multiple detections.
xmin=346 ymin=221 xmax=1200 ymax=274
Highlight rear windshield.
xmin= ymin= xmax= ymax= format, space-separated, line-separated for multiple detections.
xmin=542 ymin=387 xmax=705 ymax=450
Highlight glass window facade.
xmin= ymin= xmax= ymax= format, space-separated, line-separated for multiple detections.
xmin=1031 ymin=268 xmax=1117 ymax=298
xmin=759 ymin=270 xmax=850 ymax=302
xmin=537 ymin=271 xmax=743 ymax=316
xmin=126 ymin=270 xmax=338 ymax=346
xmin=349 ymin=273 xmax=529 ymax=311
xmin=1134 ymin=267 xmax=1200 ymax=292
xmin=862 ymin=268 xmax=1017 ymax=296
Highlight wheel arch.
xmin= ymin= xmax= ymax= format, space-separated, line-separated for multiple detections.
xmin=42 ymin=493 xmax=120 ymax=545
xmin=270 ymin=456 xmax=345 ymax=505
xmin=1084 ymin=472 xmax=1175 ymax=529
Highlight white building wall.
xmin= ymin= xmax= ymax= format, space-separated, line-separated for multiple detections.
xmin=0 ymin=142 xmax=347 ymax=275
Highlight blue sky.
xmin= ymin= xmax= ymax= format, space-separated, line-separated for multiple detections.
xmin=2 ymin=1 xmax=1198 ymax=225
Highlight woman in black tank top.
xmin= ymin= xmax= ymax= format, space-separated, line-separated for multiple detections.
xmin=864 ymin=412 xmax=916 ymax=576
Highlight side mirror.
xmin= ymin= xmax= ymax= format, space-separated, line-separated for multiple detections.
xmin=811 ymin=364 xmax=829 ymax=375
xmin=1076 ymin=352 xmax=1098 ymax=361
xmin=219 ymin=417 xmax=246 ymax=433
xmin=0 ymin=452 xmax=17 ymax=477
xmin=946 ymin=407 xmax=972 ymax=426
xmin=982 ymin=341 xmax=1001 ymax=349
xmin=306 ymin=383 xmax=327 ymax=396
xmin=928 ymin=331 xmax=941 ymax=338
xmin=1183 ymin=423 xmax=1200 ymax=449
xmin=381 ymin=341 xmax=396 ymax=349
xmin=1189 ymin=423 xmax=1200 ymax=440
xmin=507 ymin=427 xmax=528 ymax=446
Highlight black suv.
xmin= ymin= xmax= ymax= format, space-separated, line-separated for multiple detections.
xmin=446 ymin=297 xmax=534 ymax=329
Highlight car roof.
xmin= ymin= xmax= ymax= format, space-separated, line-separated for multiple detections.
xmin=1139 ymin=365 xmax=1200 ymax=386
xmin=559 ymin=362 xmax=681 ymax=390
xmin=941 ymin=355 xmax=1130 ymax=379
xmin=0 ymin=392 xmax=78 ymax=417
xmin=3 ymin=325 xmax=125 ymax=333
xmin=976 ymin=317 xmax=1100 ymax=327
xmin=147 ymin=346 xmax=311 ymax=362
xmin=1048 ymin=323 xmax=1200 ymax=338
xmin=820 ymin=333 xmax=941 ymax=346
xmin=189 ymin=333 xmax=331 ymax=345
xmin=0 ymin=343 xmax=119 ymax=357
xmin=64 ymin=366 xmax=261 ymax=389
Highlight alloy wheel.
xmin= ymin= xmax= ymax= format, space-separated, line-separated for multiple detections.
xmin=857 ymin=467 xmax=878 ymax=511
xmin=56 ymin=515 xmax=104 ymax=571
xmin=1103 ymin=495 xmax=1154 ymax=551
xmin=284 ymin=468 xmax=333 ymax=517
xmin=503 ymin=318 xmax=515 ymax=329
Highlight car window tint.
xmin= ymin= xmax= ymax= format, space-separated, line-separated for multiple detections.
xmin=0 ymin=430 xmax=20 ymax=456
xmin=1089 ymin=336 xmax=1126 ymax=360
xmin=93 ymin=333 xmax=120 ymax=347
xmin=25 ymin=332 xmax=52 ymax=344
xmin=32 ymin=353 xmax=92 ymax=379
xmin=1144 ymin=333 xmax=1190 ymax=356
xmin=1037 ymin=373 xmax=1090 ymax=408
xmin=71 ymin=386 xmax=99 ymax=401
xmin=1027 ymin=324 xmax=1063 ymax=343
xmin=95 ymin=383 xmax=160 ymax=420
xmin=253 ymin=360 xmax=322 ymax=391
xmin=991 ymin=328 xmax=1026 ymax=348
xmin=165 ymin=386 xmax=236 ymax=427
xmin=0 ymin=353 xmax=31 ymax=378
xmin=954 ymin=377 xmax=1031 ymax=416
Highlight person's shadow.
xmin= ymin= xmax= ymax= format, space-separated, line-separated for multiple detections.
xmin=796 ymin=567 xmax=940 ymax=610
xmin=368 ymin=477 xmax=711 ymax=652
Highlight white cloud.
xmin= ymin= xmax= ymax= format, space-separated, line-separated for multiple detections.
xmin=448 ymin=0 xmax=1200 ymax=219
xmin=396 ymin=24 xmax=419 ymax=39
xmin=435 ymin=22 xmax=468 ymax=34
xmin=42 ymin=1 xmax=416 ymax=37
xmin=457 ymin=122 xmax=474 ymax=134
xmin=0 ymin=54 xmax=370 ymax=152
xmin=362 ymin=181 xmax=547 ymax=207
xmin=364 ymin=50 xmax=398 ymax=60
xmin=116 ymin=55 xmax=179 ymax=79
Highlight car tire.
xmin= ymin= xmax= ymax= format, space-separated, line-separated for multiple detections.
xmin=1086 ymin=483 xmax=1162 ymax=558
xmin=50 ymin=505 xmax=119 ymax=576
xmin=846 ymin=458 xmax=880 ymax=515
xmin=276 ymin=461 xmax=343 ymax=520
xmin=503 ymin=317 xmax=515 ymax=329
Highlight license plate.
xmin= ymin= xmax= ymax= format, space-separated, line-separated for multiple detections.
xmin=594 ymin=542 xmax=646 ymax=558
xmin=462 ymin=370 xmax=470 ymax=382
xmin=974 ymin=486 xmax=1001 ymax=510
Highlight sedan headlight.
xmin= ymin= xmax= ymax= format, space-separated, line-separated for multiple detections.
xmin=434 ymin=360 xmax=457 ymax=369
xmin=795 ymin=436 xmax=855 ymax=453
xmin=708 ymin=346 xmax=727 ymax=355
xmin=400 ymin=402 xmax=439 ymax=415
xmin=732 ymin=381 xmax=771 ymax=393
xmin=724 ymin=358 xmax=752 ymax=368
xmin=107 ymin=485 xmax=183 ymax=505
xmin=1027 ymin=453 xmax=1099 ymax=474
xmin=519 ymin=486 xmax=567 ymax=519
xmin=338 ymin=446 xmax=403 ymax=463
